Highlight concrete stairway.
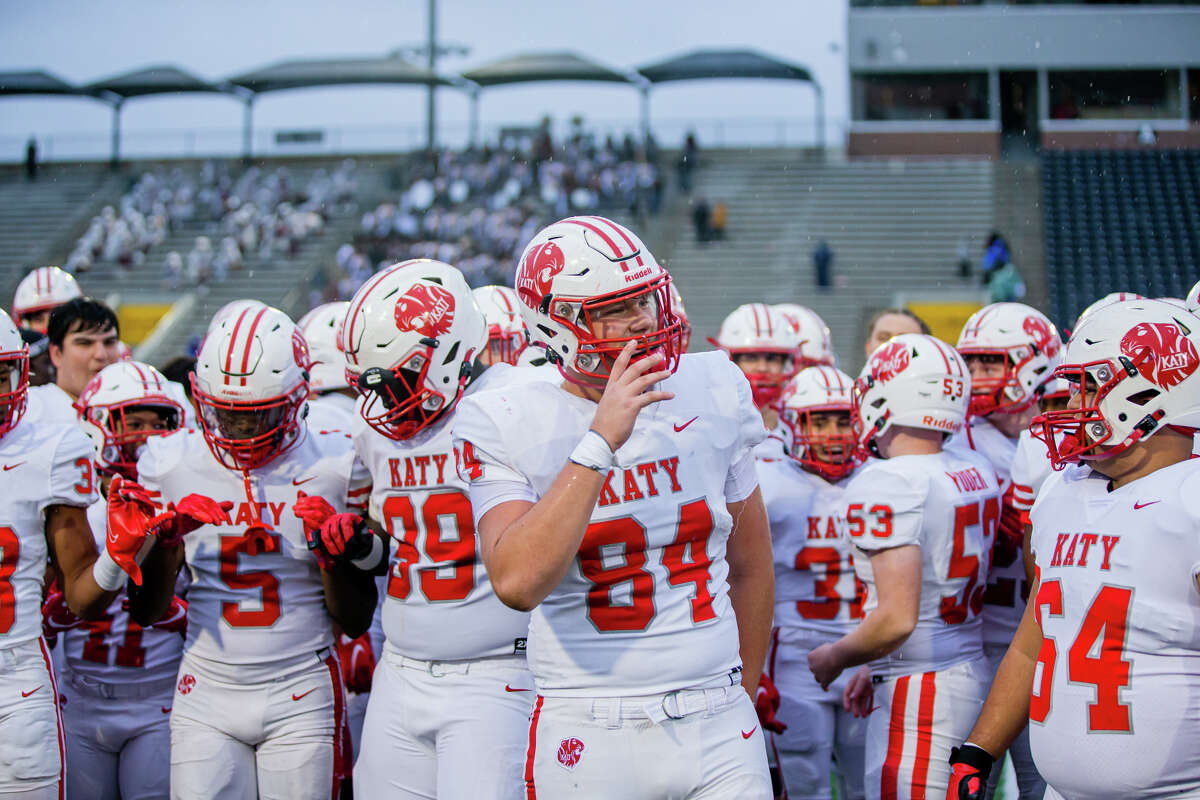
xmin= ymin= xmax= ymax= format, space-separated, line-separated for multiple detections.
xmin=663 ymin=151 xmax=995 ymax=371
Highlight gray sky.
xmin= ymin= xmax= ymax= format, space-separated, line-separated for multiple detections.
xmin=0 ymin=0 xmax=848 ymax=159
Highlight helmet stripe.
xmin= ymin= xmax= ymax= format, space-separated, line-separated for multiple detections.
xmin=238 ymin=307 xmax=269 ymax=387
xmin=345 ymin=267 xmax=396 ymax=366
xmin=563 ymin=217 xmax=644 ymax=270
xmin=224 ymin=309 xmax=250 ymax=386
xmin=579 ymin=216 xmax=646 ymax=269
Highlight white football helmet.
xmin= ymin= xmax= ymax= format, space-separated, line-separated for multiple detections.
xmin=1184 ymin=279 xmax=1199 ymax=314
xmin=12 ymin=266 xmax=82 ymax=326
xmin=779 ymin=366 xmax=862 ymax=481
xmin=853 ymin=334 xmax=970 ymax=454
xmin=472 ymin=285 xmax=527 ymax=366
xmin=209 ymin=299 xmax=268 ymax=331
xmin=669 ymin=282 xmax=691 ymax=353
xmin=192 ymin=305 xmax=310 ymax=470
xmin=297 ymin=302 xmax=350 ymax=393
xmin=774 ymin=304 xmax=835 ymax=368
xmin=515 ymin=216 xmax=681 ymax=386
xmin=341 ymin=259 xmax=485 ymax=440
xmin=956 ymin=302 xmax=1061 ymax=417
xmin=1033 ymin=298 xmax=1200 ymax=469
xmin=0 ymin=312 xmax=29 ymax=438
xmin=76 ymin=361 xmax=183 ymax=480
xmin=1075 ymin=292 xmax=1143 ymax=328
xmin=710 ymin=303 xmax=800 ymax=408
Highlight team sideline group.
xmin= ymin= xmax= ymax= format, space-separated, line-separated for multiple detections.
xmin=1 ymin=215 xmax=1199 ymax=800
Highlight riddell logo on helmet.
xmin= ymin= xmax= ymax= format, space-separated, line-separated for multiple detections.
xmin=922 ymin=415 xmax=959 ymax=432
xmin=1119 ymin=322 xmax=1199 ymax=389
xmin=1023 ymin=316 xmax=1059 ymax=357
xmin=870 ymin=341 xmax=910 ymax=383
xmin=393 ymin=284 xmax=456 ymax=337
xmin=516 ymin=241 xmax=566 ymax=307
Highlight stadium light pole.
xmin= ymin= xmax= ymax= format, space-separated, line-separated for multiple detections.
xmin=426 ymin=0 xmax=436 ymax=151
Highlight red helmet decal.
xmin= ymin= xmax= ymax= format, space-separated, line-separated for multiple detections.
xmin=1119 ymin=322 xmax=1199 ymax=389
xmin=292 ymin=330 xmax=311 ymax=371
xmin=1022 ymin=316 xmax=1059 ymax=357
xmin=556 ymin=737 xmax=585 ymax=770
xmin=870 ymin=341 xmax=911 ymax=384
xmin=516 ymin=241 xmax=565 ymax=308
xmin=393 ymin=284 xmax=456 ymax=337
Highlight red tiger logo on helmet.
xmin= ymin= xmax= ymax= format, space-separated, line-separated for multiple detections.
xmin=1119 ymin=322 xmax=1199 ymax=389
xmin=393 ymin=284 xmax=456 ymax=337
xmin=1022 ymin=316 xmax=1059 ymax=357
xmin=516 ymin=241 xmax=566 ymax=308
xmin=556 ymin=737 xmax=585 ymax=770
xmin=870 ymin=341 xmax=911 ymax=384
xmin=291 ymin=330 xmax=311 ymax=371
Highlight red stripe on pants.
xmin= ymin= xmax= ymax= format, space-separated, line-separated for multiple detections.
xmin=525 ymin=695 xmax=544 ymax=800
xmin=38 ymin=638 xmax=65 ymax=800
xmin=881 ymin=674 xmax=910 ymax=799
xmin=323 ymin=654 xmax=349 ymax=800
xmin=911 ymin=672 xmax=937 ymax=799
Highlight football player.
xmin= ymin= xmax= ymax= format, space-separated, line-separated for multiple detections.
xmin=951 ymin=303 xmax=1061 ymax=799
xmin=474 ymin=285 xmax=529 ymax=366
xmin=774 ymin=304 xmax=836 ymax=369
xmin=297 ymin=301 xmax=357 ymax=430
xmin=335 ymin=260 xmax=536 ymax=800
xmin=11 ymin=266 xmax=83 ymax=333
xmin=28 ymin=298 xmax=121 ymax=425
xmin=0 ymin=311 xmax=156 ymax=798
xmin=760 ymin=366 xmax=868 ymax=800
xmin=133 ymin=304 xmax=377 ymax=800
xmin=808 ymin=334 xmax=1000 ymax=800
xmin=670 ymin=282 xmax=692 ymax=353
xmin=862 ymin=308 xmax=928 ymax=365
xmin=454 ymin=216 xmax=775 ymax=799
xmin=711 ymin=303 xmax=802 ymax=460
xmin=54 ymin=360 xmax=193 ymax=800
xmin=948 ymin=299 xmax=1200 ymax=799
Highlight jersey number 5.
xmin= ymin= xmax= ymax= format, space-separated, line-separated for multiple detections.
xmin=578 ymin=499 xmax=716 ymax=633
xmin=219 ymin=533 xmax=282 ymax=627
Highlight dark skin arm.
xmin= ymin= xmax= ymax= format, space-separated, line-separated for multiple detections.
xmin=319 ymin=562 xmax=378 ymax=639
xmin=45 ymin=504 xmax=120 ymax=619
xmin=126 ymin=542 xmax=186 ymax=627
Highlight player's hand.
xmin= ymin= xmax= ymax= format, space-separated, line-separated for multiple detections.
xmin=337 ymin=633 xmax=376 ymax=694
xmin=294 ymin=491 xmax=338 ymax=535
xmin=590 ymin=341 xmax=675 ymax=452
xmin=843 ymin=666 xmax=875 ymax=718
xmin=149 ymin=495 xmax=232 ymax=548
xmin=946 ymin=744 xmax=995 ymax=800
xmin=105 ymin=475 xmax=159 ymax=585
xmin=807 ymin=642 xmax=844 ymax=691
xmin=754 ymin=673 xmax=787 ymax=734
xmin=41 ymin=590 xmax=86 ymax=637
xmin=307 ymin=513 xmax=374 ymax=569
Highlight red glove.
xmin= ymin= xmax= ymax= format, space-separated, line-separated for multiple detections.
xmin=294 ymin=492 xmax=339 ymax=569
xmin=337 ymin=633 xmax=376 ymax=694
xmin=755 ymin=673 xmax=787 ymax=734
xmin=42 ymin=590 xmax=86 ymax=638
xmin=149 ymin=495 xmax=232 ymax=548
xmin=309 ymin=512 xmax=375 ymax=568
xmin=105 ymin=475 xmax=159 ymax=585
xmin=946 ymin=744 xmax=994 ymax=799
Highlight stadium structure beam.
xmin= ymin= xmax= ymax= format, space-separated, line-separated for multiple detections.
xmin=427 ymin=0 xmax=436 ymax=151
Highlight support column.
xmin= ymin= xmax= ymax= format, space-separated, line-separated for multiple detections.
xmin=639 ymin=86 xmax=650 ymax=144
xmin=242 ymin=97 xmax=254 ymax=162
xmin=426 ymin=0 xmax=437 ymax=151
xmin=989 ymin=68 xmax=1001 ymax=123
xmin=1037 ymin=67 xmax=1050 ymax=126
xmin=469 ymin=88 xmax=480 ymax=149
xmin=109 ymin=99 xmax=123 ymax=169
xmin=814 ymin=82 xmax=826 ymax=151
xmin=1181 ymin=65 xmax=1189 ymax=123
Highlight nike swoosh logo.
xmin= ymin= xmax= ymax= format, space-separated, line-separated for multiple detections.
xmin=673 ymin=416 xmax=699 ymax=433
xmin=292 ymin=688 xmax=316 ymax=701
xmin=741 ymin=726 xmax=757 ymax=739
xmin=1133 ymin=500 xmax=1160 ymax=510
xmin=292 ymin=476 xmax=315 ymax=486
xmin=21 ymin=686 xmax=43 ymax=698
xmin=161 ymin=707 xmax=172 ymax=714
xmin=504 ymin=685 xmax=531 ymax=692
xmin=2 ymin=462 xmax=26 ymax=471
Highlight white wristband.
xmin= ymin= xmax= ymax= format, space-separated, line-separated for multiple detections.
xmin=569 ymin=429 xmax=615 ymax=472
xmin=92 ymin=550 xmax=127 ymax=592
xmin=350 ymin=535 xmax=385 ymax=572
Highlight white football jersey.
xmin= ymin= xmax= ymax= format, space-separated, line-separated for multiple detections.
xmin=0 ymin=418 xmax=97 ymax=647
xmin=758 ymin=458 xmax=862 ymax=637
xmin=353 ymin=365 xmax=530 ymax=662
xmin=1028 ymin=458 xmax=1200 ymax=798
xmin=138 ymin=426 xmax=371 ymax=674
xmin=26 ymin=382 xmax=78 ymax=426
xmin=59 ymin=499 xmax=184 ymax=684
xmin=306 ymin=393 xmax=356 ymax=434
xmin=1010 ymin=428 xmax=1054 ymax=518
xmin=949 ymin=417 xmax=1026 ymax=648
xmin=753 ymin=420 xmax=790 ymax=462
xmin=454 ymin=353 xmax=765 ymax=696
xmin=843 ymin=450 xmax=999 ymax=680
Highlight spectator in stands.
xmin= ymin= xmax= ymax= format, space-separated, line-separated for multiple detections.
xmin=988 ymin=261 xmax=1027 ymax=303
xmin=710 ymin=201 xmax=728 ymax=240
xmin=980 ymin=231 xmax=1010 ymax=284
xmin=863 ymin=307 xmax=930 ymax=363
xmin=692 ymin=196 xmax=712 ymax=243
xmin=956 ymin=237 xmax=972 ymax=279
xmin=25 ymin=137 xmax=37 ymax=181
xmin=678 ymin=131 xmax=698 ymax=192
xmin=813 ymin=239 xmax=834 ymax=290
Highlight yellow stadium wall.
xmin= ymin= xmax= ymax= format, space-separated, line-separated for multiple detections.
xmin=117 ymin=304 xmax=172 ymax=346
xmin=906 ymin=302 xmax=982 ymax=345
